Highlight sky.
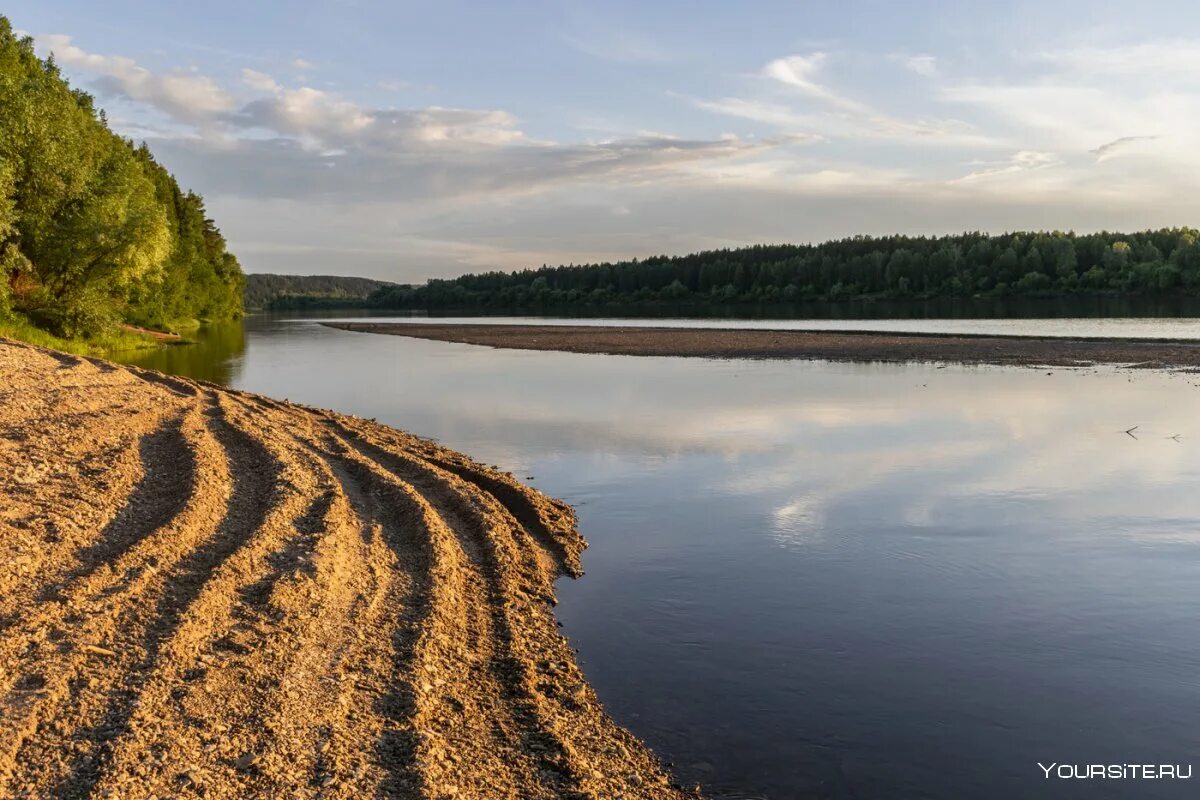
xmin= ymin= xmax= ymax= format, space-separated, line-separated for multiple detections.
xmin=10 ymin=1 xmax=1200 ymax=281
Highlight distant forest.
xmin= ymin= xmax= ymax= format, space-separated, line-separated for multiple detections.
xmin=369 ymin=229 xmax=1200 ymax=312
xmin=0 ymin=16 xmax=243 ymax=343
xmin=245 ymin=273 xmax=395 ymax=310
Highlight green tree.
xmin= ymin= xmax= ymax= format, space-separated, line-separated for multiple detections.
xmin=0 ymin=14 xmax=242 ymax=341
xmin=36 ymin=144 xmax=169 ymax=301
xmin=365 ymin=228 xmax=1200 ymax=311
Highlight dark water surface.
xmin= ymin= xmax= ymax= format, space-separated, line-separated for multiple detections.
xmin=117 ymin=314 xmax=1200 ymax=799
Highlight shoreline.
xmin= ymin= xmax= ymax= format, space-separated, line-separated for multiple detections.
xmin=0 ymin=338 xmax=694 ymax=799
xmin=324 ymin=321 xmax=1200 ymax=369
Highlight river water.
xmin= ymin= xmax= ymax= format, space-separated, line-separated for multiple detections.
xmin=320 ymin=313 xmax=1200 ymax=340
xmin=117 ymin=314 xmax=1200 ymax=799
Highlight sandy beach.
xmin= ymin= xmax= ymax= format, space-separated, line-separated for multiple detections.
xmin=323 ymin=321 xmax=1200 ymax=369
xmin=0 ymin=339 xmax=694 ymax=799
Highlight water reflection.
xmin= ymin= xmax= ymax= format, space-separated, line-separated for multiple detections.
xmin=115 ymin=321 xmax=246 ymax=384
xmin=128 ymin=314 xmax=1200 ymax=799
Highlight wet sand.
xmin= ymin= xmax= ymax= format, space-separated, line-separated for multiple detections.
xmin=324 ymin=321 xmax=1200 ymax=369
xmin=0 ymin=338 xmax=694 ymax=799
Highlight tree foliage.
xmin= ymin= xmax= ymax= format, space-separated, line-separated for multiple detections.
xmin=369 ymin=229 xmax=1200 ymax=312
xmin=243 ymin=274 xmax=395 ymax=310
xmin=0 ymin=16 xmax=242 ymax=339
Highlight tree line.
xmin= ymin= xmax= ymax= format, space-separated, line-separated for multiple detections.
xmin=244 ymin=273 xmax=394 ymax=310
xmin=369 ymin=229 xmax=1200 ymax=311
xmin=0 ymin=16 xmax=243 ymax=341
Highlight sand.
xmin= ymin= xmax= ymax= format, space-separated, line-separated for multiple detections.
xmin=0 ymin=338 xmax=695 ymax=799
xmin=323 ymin=321 xmax=1200 ymax=369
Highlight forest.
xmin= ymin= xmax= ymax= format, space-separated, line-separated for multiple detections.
xmin=244 ymin=274 xmax=394 ymax=310
xmin=0 ymin=16 xmax=242 ymax=346
xmin=370 ymin=229 xmax=1200 ymax=311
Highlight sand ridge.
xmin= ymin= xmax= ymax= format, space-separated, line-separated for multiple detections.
xmin=0 ymin=339 xmax=695 ymax=799
xmin=323 ymin=321 xmax=1200 ymax=369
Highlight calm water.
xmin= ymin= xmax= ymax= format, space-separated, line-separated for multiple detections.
xmin=327 ymin=312 xmax=1200 ymax=340
xmin=118 ymin=315 xmax=1200 ymax=799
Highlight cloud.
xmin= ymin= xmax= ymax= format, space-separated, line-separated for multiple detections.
xmin=152 ymin=129 xmax=803 ymax=207
xmin=763 ymin=53 xmax=871 ymax=115
xmin=291 ymin=57 xmax=314 ymax=70
xmin=32 ymin=28 xmax=1200 ymax=281
xmin=241 ymin=68 xmax=280 ymax=92
xmin=940 ymin=84 xmax=1117 ymax=140
xmin=902 ymin=54 xmax=938 ymax=77
xmin=939 ymin=39 xmax=1200 ymax=163
xmin=375 ymin=107 xmax=527 ymax=146
xmin=1090 ymin=135 xmax=1158 ymax=162
xmin=691 ymin=97 xmax=819 ymax=131
xmin=35 ymin=32 xmax=799 ymax=208
xmin=36 ymin=34 xmax=235 ymax=122
xmin=236 ymin=86 xmax=374 ymax=142
xmin=697 ymin=53 xmax=993 ymax=146
xmin=1035 ymin=41 xmax=1200 ymax=79
xmin=675 ymin=158 xmax=916 ymax=195
xmin=952 ymin=150 xmax=1060 ymax=183
xmin=237 ymin=93 xmax=528 ymax=151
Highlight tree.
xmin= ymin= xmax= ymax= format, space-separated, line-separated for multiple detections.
xmin=37 ymin=144 xmax=169 ymax=302
xmin=661 ymin=279 xmax=689 ymax=299
xmin=0 ymin=162 xmax=15 ymax=315
xmin=361 ymin=227 xmax=1200 ymax=312
xmin=0 ymin=14 xmax=243 ymax=340
xmin=1053 ymin=239 xmax=1078 ymax=280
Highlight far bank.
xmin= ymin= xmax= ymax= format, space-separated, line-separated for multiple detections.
xmin=322 ymin=321 xmax=1200 ymax=369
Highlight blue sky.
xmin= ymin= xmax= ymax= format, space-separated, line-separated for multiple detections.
xmin=10 ymin=1 xmax=1200 ymax=279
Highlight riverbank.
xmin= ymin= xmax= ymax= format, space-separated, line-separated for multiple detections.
xmin=0 ymin=338 xmax=693 ymax=799
xmin=324 ymin=321 xmax=1200 ymax=369
xmin=0 ymin=316 xmax=163 ymax=357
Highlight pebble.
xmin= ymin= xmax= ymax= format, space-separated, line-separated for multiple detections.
xmin=83 ymin=644 xmax=118 ymax=658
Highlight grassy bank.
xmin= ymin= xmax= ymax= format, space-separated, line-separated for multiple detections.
xmin=0 ymin=314 xmax=162 ymax=356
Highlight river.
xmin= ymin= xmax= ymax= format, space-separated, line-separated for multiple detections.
xmin=115 ymin=312 xmax=1200 ymax=799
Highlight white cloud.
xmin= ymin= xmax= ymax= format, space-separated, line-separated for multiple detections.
xmin=238 ymin=86 xmax=373 ymax=142
xmin=939 ymin=84 xmax=1125 ymax=149
xmin=691 ymin=97 xmax=819 ymax=131
xmin=31 ymin=27 xmax=1200 ymax=280
xmin=241 ymin=68 xmax=280 ymax=93
xmin=764 ymin=53 xmax=871 ymax=115
xmin=36 ymin=34 xmax=235 ymax=122
xmin=35 ymin=32 xmax=796 ymax=206
xmin=393 ymin=107 xmax=526 ymax=146
xmin=697 ymin=53 xmax=995 ymax=147
xmin=1035 ymin=41 xmax=1200 ymax=79
xmin=903 ymin=54 xmax=939 ymax=77
xmin=952 ymin=150 xmax=1060 ymax=183
xmin=153 ymin=130 xmax=805 ymax=208
xmin=938 ymin=38 xmax=1200 ymax=168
